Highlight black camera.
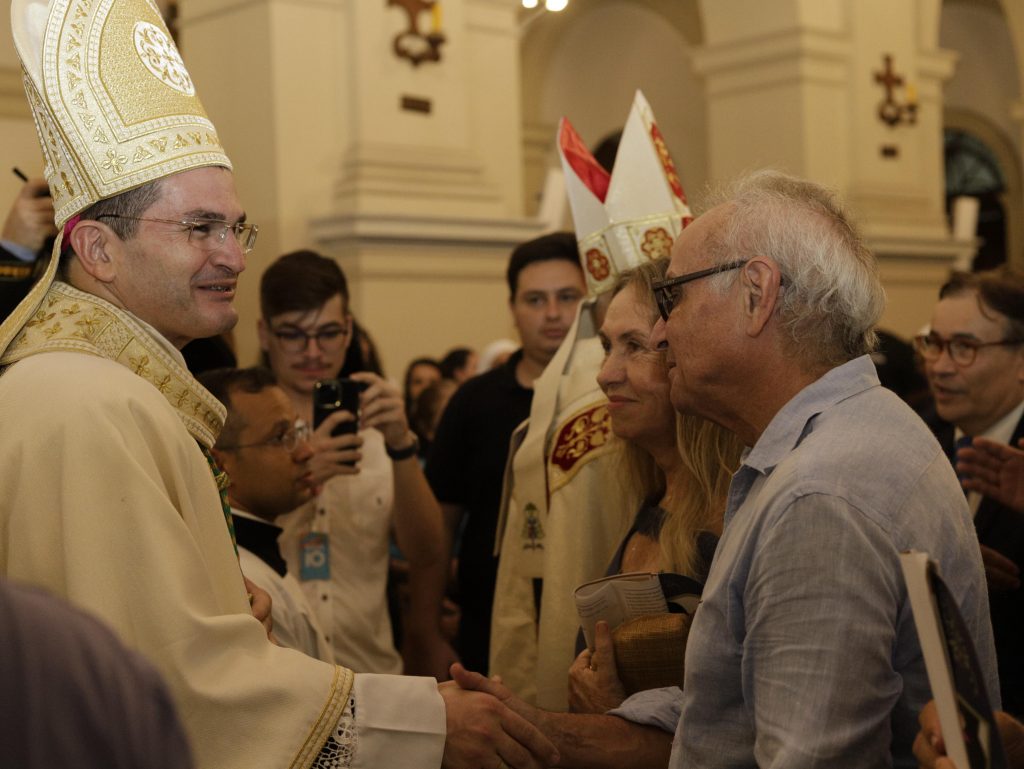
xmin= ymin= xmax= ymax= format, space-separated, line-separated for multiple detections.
xmin=312 ymin=378 xmax=367 ymax=438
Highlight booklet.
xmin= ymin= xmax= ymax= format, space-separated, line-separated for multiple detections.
xmin=574 ymin=571 xmax=668 ymax=650
xmin=899 ymin=551 xmax=1006 ymax=769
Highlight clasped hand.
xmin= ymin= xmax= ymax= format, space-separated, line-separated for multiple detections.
xmin=441 ymin=663 xmax=559 ymax=769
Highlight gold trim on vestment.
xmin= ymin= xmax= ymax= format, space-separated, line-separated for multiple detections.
xmin=547 ymin=399 xmax=615 ymax=495
xmin=289 ymin=665 xmax=356 ymax=769
xmin=0 ymin=280 xmax=225 ymax=447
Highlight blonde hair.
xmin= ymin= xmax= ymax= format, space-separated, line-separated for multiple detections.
xmin=607 ymin=258 xmax=744 ymax=575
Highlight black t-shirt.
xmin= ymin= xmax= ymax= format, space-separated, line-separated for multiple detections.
xmin=424 ymin=349 xmax=532 ymax=671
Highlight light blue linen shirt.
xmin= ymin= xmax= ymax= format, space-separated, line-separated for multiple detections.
xmin=616 ymin=355 xmax=999 ymax=768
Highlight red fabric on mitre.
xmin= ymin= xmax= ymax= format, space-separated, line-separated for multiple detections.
xmin=559 ymin=118 xmax=610 ymax=203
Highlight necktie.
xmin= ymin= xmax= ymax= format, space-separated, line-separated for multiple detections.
xmin=954 ymin=435 xmax=973 ymax=496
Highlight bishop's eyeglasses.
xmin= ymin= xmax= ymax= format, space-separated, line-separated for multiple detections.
xmin=96 ymin=214 xmax=259 ymax=254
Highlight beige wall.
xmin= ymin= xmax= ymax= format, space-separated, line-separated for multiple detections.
xmin=0 ymin=6 xmax=38 ymax=210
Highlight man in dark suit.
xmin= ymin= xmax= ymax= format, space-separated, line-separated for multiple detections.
xmin=916 ymin=266 xmax=1024 ymax=715
xmin=0 ymin=177 xmax=55 ymax=320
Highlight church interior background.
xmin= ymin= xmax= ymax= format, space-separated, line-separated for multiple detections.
xmin=1 ymin=0 xmax=1021 ymax=377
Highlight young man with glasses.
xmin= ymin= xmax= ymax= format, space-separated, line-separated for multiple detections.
xmin=258 ymin=250 xmax=455 ymax=680
xmin=202 ymin=366 xmax=334 ymax=663
xmin=918 ymin=266 xmax=1024 ymax=714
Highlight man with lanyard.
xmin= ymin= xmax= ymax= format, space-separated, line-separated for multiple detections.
xmin=0 ymin=2 xmax=557 ymax=768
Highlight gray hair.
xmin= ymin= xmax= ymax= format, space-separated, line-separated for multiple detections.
xmin=703 ymin=170 xmax=885 ymax=367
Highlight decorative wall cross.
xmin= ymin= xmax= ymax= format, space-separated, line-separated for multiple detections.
xmin=388 ymin=0 xmax=446 ymax=67
xmin=874 ymin=54 xmax=917 ymax=128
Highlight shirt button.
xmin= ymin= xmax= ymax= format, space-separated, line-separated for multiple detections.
xmin=321 ymin=594 xmax=329 ymax=601
xmin=376 ymin=497 xmax=383 ymax=507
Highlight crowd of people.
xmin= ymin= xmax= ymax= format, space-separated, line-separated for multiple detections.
xmin=2 ymin=2 xmax=1024 ymax=769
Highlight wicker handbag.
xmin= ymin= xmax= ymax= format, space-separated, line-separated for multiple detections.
xmin=611 ymin=611 xmax=691 ymax=694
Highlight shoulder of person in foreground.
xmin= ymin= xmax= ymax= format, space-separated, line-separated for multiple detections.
xmin=0 ymin=579 xmax=194 ymax=769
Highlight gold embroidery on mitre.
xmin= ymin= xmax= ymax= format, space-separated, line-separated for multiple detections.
xmin=584 ymin=248 xmax=611 ymax=283
xmin=640 ymin=227 xmax=674 ymax=259
xmin=1 ymin=0 xmax=233 ymax=362
xmin=576 ymin=233 xmax=617 ymax=296
xmin=1 ymin=282 xmax=226 ymax=448
xmin=547 ymin=402 xmax=615 ymax=494
xmin=16 ymin=0 xmax=232 ymax=228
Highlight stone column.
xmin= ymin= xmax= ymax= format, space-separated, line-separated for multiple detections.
xmin=693 ymin=0 xmax=969 ymax=338
xmin=180 ymin=0 xmax=540 ymax=374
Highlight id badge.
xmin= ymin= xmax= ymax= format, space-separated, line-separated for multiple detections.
xmin=299 ymin=532 xmax=330 ymax=581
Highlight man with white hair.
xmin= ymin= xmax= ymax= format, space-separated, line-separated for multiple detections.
xmin=638 ymin=171 xmax=997 ymax=767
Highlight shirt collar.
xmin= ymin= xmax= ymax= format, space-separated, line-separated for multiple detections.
xmin=955 ymin=400 xmax=1024 ymax=446
xmin=741 ymin=355 xmax=881 ymax=476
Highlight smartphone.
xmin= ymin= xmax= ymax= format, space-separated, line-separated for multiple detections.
xmin=312 ymin=378 xmax=366 ymax=438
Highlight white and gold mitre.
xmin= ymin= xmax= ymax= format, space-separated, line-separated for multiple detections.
xmin=12 ymin=0 xmax=230 ymax=226
xmin=559 ymin=90 xmax=692 ymax=296
xmin=1 ymin=0 xmax=231 ymax=354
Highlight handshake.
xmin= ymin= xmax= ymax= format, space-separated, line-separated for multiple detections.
xmin=440 ymin=664 xmax=557 ymax=769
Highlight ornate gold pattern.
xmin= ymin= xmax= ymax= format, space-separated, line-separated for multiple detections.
xmin=1 ymin=281 xmax=225 ymax=448
xmin=288 ymin=665 xmax=356 ymax=769
xmin=133 ymin=21 xmax=195 ymax=96
xmin=640 ymin=227 xmax=673 ymax=259
xmin=548 ymin=402 xmax=614 ymax=493
xmin=21 ymin=0 xmax=231 ymax=218
xmin=1 ymin=0 xmax=232 ymax=361
xmin=649 ymin=122 xmax=688 ymax=207
xmin=585 ymin=248 xmax=611 ymax=282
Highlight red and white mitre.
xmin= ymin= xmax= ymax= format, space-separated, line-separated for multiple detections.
xmin=559 ymin=90 xmax=693 ymax=296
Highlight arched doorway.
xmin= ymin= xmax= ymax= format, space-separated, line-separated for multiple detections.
xmin=944 ymin=126 xmax=1012 ymax=270
xmin=941 ymin=0 xmax=1024 ymax=267
xmin=518 ymin=0 xmax=706 ymax=215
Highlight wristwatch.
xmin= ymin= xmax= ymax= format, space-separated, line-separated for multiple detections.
xmin=386 ymin=432 xmax=419 ymax=461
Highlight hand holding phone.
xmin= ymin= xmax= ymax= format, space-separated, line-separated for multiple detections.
xmin=313 ymin=379 xmax=368 ymax=470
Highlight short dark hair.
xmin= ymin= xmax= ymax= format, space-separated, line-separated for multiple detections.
xmin=62 ymin=180 xmax=165 ymax=272
xmin=506 ymin=232 xmax=581 ymax=300
xmin=79 ymin=180 xmax=165 ymax=240
xmin=199 ymin=366 xmax=278 ymax=448
xmin=260 ymin=250 xmax=349 ymax=319
xmin=940 ymin=266 xmax=1024 ymax=342
xmin=438 ymin=347 xmax=472 ymax=379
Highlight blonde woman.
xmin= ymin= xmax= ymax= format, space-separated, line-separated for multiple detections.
xmin=569 ymin=257 xmax=743 ymax=713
